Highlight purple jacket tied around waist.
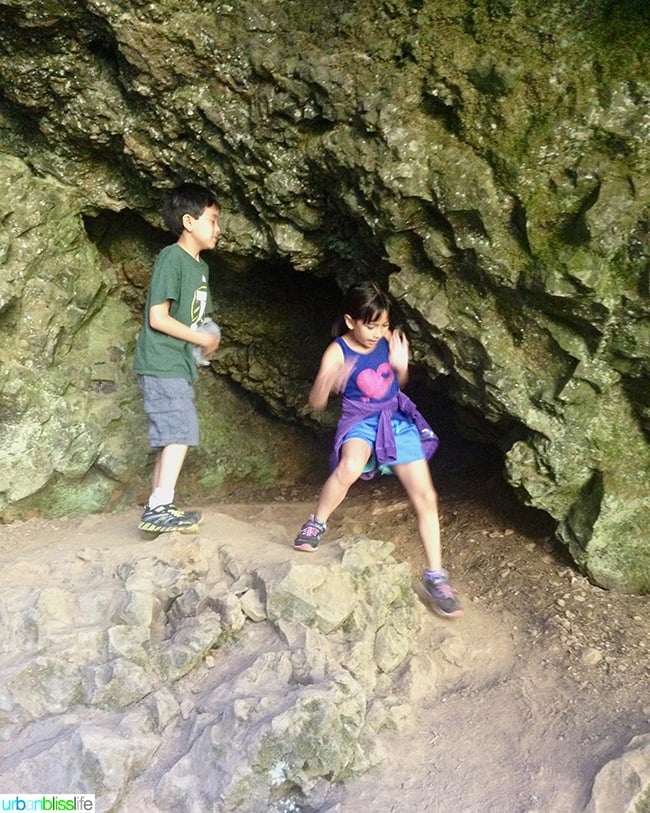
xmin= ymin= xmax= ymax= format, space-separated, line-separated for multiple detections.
xmin=329 ymin=390 xmax=439 ymax=479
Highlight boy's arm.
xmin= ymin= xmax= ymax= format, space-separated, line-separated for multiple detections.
xmin=149 ymin=301 xmax=219 ymax=354
xmin=308 ymin=342 xmax=353 ymax=411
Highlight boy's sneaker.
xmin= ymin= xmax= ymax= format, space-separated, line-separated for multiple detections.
xmin=422 ymin=569 xmax=462 ymax=617
xmin=293 ymin=515 xmax=326 ymax=552
xmin=169 ymin=504 xmax=203 ymax=525
xmin=138 ymin=503 xmax=200 ymax=536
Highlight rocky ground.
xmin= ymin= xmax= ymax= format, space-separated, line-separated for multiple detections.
xmin=1 ymin=441 xmax=648 ymax=812
xmin=211 ymin=439 xmax=649 ymax=813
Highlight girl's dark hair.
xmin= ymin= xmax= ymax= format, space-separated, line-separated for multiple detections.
xmin=332 ymin=280 xmax=392 ymax=337
xmin=162 ymin=182 xmax=221 ymax=237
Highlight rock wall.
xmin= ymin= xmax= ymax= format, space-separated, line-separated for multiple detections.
xmin=0 ymin=156 xmax=322 ymax=518
xmin=0 ymin=0 xmax=648 ymax=592
xmin=1 ymin=515 xmax=507 ymax=811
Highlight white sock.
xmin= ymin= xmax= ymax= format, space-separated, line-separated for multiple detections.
xmin=149 ymin=488 xmax=174 ymax=509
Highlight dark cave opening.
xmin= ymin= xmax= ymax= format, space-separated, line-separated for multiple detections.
xmin=83 ymin=206 xmax=553 ymax=536
xmin=212 ymin=258 xmax=555 ymax=537
xmin=405 ymin=379 xmax=555 ymax=539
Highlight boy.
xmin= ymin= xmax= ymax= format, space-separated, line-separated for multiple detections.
xmin=133 ymin=182 xmax=221 ymax=536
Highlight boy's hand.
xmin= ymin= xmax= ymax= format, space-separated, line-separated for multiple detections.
xmin=193 ymin=319 xmax=221 ymax=366
xmin=200 ymin=332 xmax=220 ymax=354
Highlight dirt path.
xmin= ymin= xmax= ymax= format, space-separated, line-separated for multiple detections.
xmin=215 ymin=469 xmax=648 ymax=813
xmin=1 ymin=467 xmax=647 ymax=812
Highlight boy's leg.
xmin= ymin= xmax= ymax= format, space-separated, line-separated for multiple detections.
xmin=139 ymin=444 xmax=199 ymax=534
xmin=149 ymin=443 xmax=189 ymax=506
xmin=138 ymin=375 xmax=200 ymax=535
xmin=147 ymin=444 xmax=204 ymax=527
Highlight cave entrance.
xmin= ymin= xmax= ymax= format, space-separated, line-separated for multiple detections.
xmin=404 ymin=372 xmax=556 ymax=540
xmin=212 ymin=257 xmax=554 ymax=538
xmin=82 ymin=207 xmax=553 ymax=538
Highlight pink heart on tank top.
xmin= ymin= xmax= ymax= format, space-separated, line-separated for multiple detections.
xmin=356 ymin=363 xmax=394 ymax=400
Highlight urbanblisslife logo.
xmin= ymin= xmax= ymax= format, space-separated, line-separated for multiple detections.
xmin=0 ymin=797 xmax=95 ymax=811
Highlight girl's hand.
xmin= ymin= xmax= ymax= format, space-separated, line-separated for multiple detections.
xmin=325 ymin=357 xmax=356 ymax=395
xmin=308 ymin=343 xmax=355 ymax=410
xmin=309 ymin=358 xmax=356 ymax=410
xmin=389 ymin=329 xmax=409 ymax=386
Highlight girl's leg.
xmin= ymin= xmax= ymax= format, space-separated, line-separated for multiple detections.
xmin=392 ymin=459 xmax=441 ymax=571
xmin=394 ymin=459 xmax=461 ymax=617
xmin=294 ymin=439 xmax=371 ymax=551
xmin=313 ymin=438 xmax=372 ymax=523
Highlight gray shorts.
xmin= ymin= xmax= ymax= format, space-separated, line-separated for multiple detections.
xmin=138 ymin=375 xmax=199 ymax=448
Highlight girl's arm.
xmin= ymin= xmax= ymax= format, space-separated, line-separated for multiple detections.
xmin=389 ymin=328 xmax=409 ymax=388
xmin=149 ymin=301 xmax=219 ymax=354
xmin=308 ymin=341 xmax=351 ymax=411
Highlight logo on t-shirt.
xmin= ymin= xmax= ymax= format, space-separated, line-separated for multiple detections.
xmin=356 ymin=363 xmax=395 ymax=401
xmin=191 ymin=287 xmax=209 ymax=326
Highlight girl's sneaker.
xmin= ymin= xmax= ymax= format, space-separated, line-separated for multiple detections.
xmin=293 ymin=515 xmax=326 ymax=552
xmin=423 ymin=569 xmax=462 ymax=617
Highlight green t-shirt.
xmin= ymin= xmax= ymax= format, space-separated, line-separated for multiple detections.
xmin=133 ymin=243 xmax=214 ymax=382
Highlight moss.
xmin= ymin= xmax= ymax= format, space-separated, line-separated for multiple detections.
xmin=190 ymin=374 xmax=322 ymax=499
xmin=634 ymin=781 xmax=650 ymax=813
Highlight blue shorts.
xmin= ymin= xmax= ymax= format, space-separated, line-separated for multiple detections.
xmin=343 ymin=414 xmax=424 ymax=474
xmin=138 ymin=375 xmax=199 ymax=449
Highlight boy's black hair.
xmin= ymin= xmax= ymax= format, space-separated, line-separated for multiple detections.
xmin=162 ymin=182 xmax=221 ymax=237
xmin=332 ymin=280 xmax=392 ymax=337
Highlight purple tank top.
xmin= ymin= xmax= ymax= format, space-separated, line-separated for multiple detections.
xmin=335 ymin=336 xmax=399 ymax=404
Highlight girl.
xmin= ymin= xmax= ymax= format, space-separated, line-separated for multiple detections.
xmin=293 ymin=281 xmax=461 ymax=618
